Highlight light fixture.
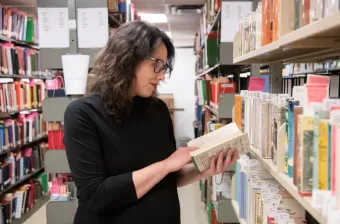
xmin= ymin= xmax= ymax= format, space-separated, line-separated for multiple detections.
xmin=138 ymin=13 xmax=168 ymax=23
xmin=165 ymin=31 xmax=172 ymax=38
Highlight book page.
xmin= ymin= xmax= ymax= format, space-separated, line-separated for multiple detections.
xmin=187 ymin=122 xmax=240 ymax=148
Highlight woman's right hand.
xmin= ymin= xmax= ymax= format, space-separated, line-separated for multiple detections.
xmin=163 ymin=147 xmax=198 ymax=173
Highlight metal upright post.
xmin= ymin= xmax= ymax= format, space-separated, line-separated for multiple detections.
xmin=270 ymin=62 xmax=283 ymax=94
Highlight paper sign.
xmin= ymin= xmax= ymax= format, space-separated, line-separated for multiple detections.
xmin=77 ymin=8 xmax=109 ymax=48
xmin=38 ymin=8 xmax=69 ymax=48
xmin=248 ymin=77 xmax=266 ymax=91
xmin=307 ymin=74 xmax=330 ymax=86
xmin=292 ymin=86 xmax=305 ymax=105
xmin=221 ymin=1 xmax=252 ymax=42
xmin=304 ymin=84 xmax=329 ymax=115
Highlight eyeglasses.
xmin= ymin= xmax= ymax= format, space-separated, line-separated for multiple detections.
xmin=148 ymin=57 xmax=172 ymax=77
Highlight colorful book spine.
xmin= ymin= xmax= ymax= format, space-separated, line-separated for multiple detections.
xmin=235 ymin=95 xmax=242 ymax=130
xmin=293 ymin=106 xmax=303 ymax=185
xmin=318 ymin=119 xmax=329 ymax=190
xmin=297 ymin=115 xmax=314 ymax=196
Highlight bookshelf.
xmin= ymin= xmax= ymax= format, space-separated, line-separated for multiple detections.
xmin=227 ymin=1 xmax=340 ymax=223
xmin=249 ymin=146 xmax=328 ymax=224
xmin=0 ymin=167 xmax=45 ymax=197
xmin=0 ymin=136 xmax=47 ymax=157
xmin=12 ymin=196 xmax=49 ymax=224
xmin=231 ymin=200 xmax=246 ymax=224
xmin=233 ymin=12 xmax=340 ymax=64
xmin=42 ymin=96 xmax=77 ymax=223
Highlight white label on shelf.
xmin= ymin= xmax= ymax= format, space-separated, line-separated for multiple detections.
xmin=69 ymin=19 xmax=77 ymax=29
xmin=77 ymin=8 xmax=109 ymax=48
xmin=38 ymin=7 xmax=70 ymax=48
xmin=221 ymin=1 xmax=252 ymax=42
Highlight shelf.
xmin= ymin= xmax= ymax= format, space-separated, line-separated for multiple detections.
xmin=249 ymin=146 xmax=328 ymax=224
xmin=0 ymin=167 xmax=45 ymax=196
xmin=234 ymin=12 xmax=340 ymax=64
xmin=45 ymin=150 xmax=71 ymax=173
xmin=42 ymin=97 xmax=78 ymax=122
xmin=46 ymin=199 xmax=78 ymax=224
xmin=0 ymin=136 xmax=47 ymax=157
xmin=0 ymin=108 xmax=42 ymax=119
xmin=13 ymin=196 xmax=49 ymax=224
xmin=231 ymin=200 xmax=247 ymax=224
xmin=196 ymin=63 xmax=220 ymax=77
xmin=0 ymin=74 xmax=51 ymax=79
xmin=0 ymin=35 xmax=39 ymax=50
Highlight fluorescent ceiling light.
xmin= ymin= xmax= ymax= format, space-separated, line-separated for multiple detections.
xmin=138 ymin=13 xmax=167 ymax=23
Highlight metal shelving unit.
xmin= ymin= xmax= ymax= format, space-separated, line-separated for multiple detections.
xmin=42 ymin=97 xmax=77 ymax=224
xmin=230 ymin=10 xmax=340 ymax=224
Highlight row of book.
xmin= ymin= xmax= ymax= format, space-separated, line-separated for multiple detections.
xmin=239 ymin=0 xmax=340 ymax=55
xmin=0 ymin=81 xmax=46 ymax=113
xmin=1 ymin=142 xmax=47 ymax=190
xmin=196 ymin=77 xmax=236 ymax=108
xmin=233 ymin=155 xmax=307 ymax=224
xmin=0 ymin=44 xmax=43 ymax=76
xmin=283 ymin=61 xmax=340 ymax=77
xmin=0 ymin=114 xmax=48 ymax=151
xmin=0 ymin=172 xmax=49 ymax=223
xmin=0 ymin=5 xmax=38 ymax=44
xmin=234 ymin=74 xmax=340 ymax=215
xmin=49 ymin=174 xmax=75 ymax=202
xmin=194 ymin=0 xmax=221 ymax=54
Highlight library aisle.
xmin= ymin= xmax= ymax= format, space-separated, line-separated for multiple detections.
xmin=24 ymin=183 xmax=208 ymax=224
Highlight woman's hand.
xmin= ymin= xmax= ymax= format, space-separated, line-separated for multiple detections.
xmin=163 ymin=147 xmax=198 ymax=173
xmin=202 ymin=149 xmax=239 ymax=178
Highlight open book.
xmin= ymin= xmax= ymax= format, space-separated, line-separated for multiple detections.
xmin=188 ymin=122 xmax=250 ymax=172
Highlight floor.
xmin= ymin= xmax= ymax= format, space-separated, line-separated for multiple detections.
xmin=25 ymin=182 xmax=208 ymax=224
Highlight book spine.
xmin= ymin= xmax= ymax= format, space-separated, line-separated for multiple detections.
xmin=299 ymin=116 xmax=314 ymax=196
xmin=318 ymin=120 xmax=329 ymax=190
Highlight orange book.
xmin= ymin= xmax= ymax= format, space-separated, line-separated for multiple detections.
xmin=303 ymin=0 xmax=310 ymax=26
xmin=261 ymin=0 xmax=272 ymax=45
xmin=272 ymin=0 xmax=279 ymax=41
xmin=234 ymin=95 xmax=243 ymax=130
xmin=14 ymin=82 xmax=21 ymax=111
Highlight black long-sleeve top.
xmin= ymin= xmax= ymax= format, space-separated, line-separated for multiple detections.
xmin=64 ymin=94 xmax=180 ymax=224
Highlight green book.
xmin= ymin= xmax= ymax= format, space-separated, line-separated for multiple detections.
xmin=37 ymin=173 xmax=49 ymax=196
xmin=26 ymin=16 xmax=34 ymax=43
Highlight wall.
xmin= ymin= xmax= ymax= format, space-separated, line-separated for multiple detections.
xmin=158 ymin=48 xmax=196 ymax=145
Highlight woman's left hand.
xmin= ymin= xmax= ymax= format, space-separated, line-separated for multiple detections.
xmin=201 ymin=149 xmax=239 ymax=177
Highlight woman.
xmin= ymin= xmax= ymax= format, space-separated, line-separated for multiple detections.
xmin=64 ymin=20 xmax=238 ymax=224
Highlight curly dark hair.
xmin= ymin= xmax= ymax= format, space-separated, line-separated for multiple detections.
xmin=87 ymin=20 xmax=175 ymax=122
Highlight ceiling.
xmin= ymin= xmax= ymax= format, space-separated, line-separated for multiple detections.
xmin=1 ymin=0 xmax=204 ymax=47
xmin=131 ymin=0 xmax=205 ymax=47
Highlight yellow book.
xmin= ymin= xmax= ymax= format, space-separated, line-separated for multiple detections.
xmin=234 ymin=95 xmax=242 ymax=130
xmin=26 ymin=85 xmax=31 ymax=109
xmin=319 ymin=119 xmax=329 ymax=190
xmin=33 ymin=85 xmax=37 ymax=108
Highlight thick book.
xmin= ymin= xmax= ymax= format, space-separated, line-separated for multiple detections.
xmin=188 ymin=122 xmax=250 ymax=172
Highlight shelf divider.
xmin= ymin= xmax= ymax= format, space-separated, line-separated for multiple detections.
xmin=45 ymin=150 xmax=71 ymax=173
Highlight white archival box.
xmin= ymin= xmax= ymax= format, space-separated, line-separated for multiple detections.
xmin=62 ymin=54 xmax=90 ymax=95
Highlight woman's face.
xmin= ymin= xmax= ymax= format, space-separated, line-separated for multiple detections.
xmin=132 ymin=41 xmax=168 ymax=97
